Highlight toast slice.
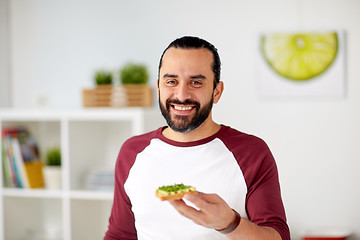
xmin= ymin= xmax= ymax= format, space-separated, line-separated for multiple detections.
xmin=155 ymin=183 xmax=196 ymax=201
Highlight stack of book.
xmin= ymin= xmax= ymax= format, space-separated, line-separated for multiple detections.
xmin=1 ymin=127 xmax=45 ymax=188
xmin=85 ymin=168 xmax=114 ymax=191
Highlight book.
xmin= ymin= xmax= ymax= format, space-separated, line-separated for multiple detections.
xmin=1 ymin=127 xmax=45 ymax=188
xmin=1 ymin=140 xmax=14 ymax=188
xmin=11 ymin=137 xmax=29 ymax=188
xmin=4 ymin=135 xmax=23 ymax=188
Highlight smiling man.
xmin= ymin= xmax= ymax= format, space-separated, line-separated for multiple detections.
xmin=104 ymin=36 xmax=290 ymax=240
xmin=158 ymin=46 xmax=222 ymax=140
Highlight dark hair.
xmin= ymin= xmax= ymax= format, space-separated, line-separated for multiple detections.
xmin=158 ymin=36 xmax=221 ymax=88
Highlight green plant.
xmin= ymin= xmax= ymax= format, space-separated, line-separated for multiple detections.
xmin=46 ymin=148 xmax=61 ymax=166
xmin=120 ymin=63 xmax=149 ymax=84
xmin=95 ymin=70 xmax=113 ymax=85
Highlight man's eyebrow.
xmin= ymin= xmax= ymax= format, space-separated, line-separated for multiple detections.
xmin=190 ymin=74 xmax=206 ymax=79
xmin=162 ymin=73 xmax=206 ymax=79
xmin=163 ymin=74 xmax=178 ymax=78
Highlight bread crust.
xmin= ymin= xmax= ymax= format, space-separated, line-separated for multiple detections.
xmin=155 ymin=189 xmax=196 ymax=201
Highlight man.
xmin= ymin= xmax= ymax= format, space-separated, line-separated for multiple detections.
xmin=104 ymin=36 xmax=290 ymax=240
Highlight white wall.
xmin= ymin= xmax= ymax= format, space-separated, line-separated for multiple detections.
xmin=4 ymin=0 xmax=360 ymax=239
xmin=0 ymin=0 xmax=10 ymax=107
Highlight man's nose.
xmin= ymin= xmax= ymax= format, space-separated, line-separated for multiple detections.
xmin=174 ymin=82 xmax=192 ymax=102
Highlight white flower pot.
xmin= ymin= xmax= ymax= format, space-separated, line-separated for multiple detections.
xmin=43 ymin=166 xmax=62 ymax=189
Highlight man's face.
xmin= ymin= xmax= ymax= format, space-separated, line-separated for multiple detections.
xmin=157 ymin=47 xmax=218 ymax=133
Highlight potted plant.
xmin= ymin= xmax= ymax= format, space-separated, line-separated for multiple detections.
xmin=83 ymin=70 xmax=114 ymax=107
xmin=43 ymin=147 xmax=62 ymax=189
xmin=120 ymin=63 xmax=148 ymax=85
xmin=115 ymin=63 xmax=153 ymax=107
xmin=95 ymin=70 xmax=113 ymax=85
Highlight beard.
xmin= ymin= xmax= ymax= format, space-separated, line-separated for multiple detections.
xmin=159 ymin=94 xmax=214 ymax=133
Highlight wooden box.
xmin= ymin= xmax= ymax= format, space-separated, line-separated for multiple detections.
xmin=82 ymin=85 xmax=153 ymax=107
xmin=82 ymin=85 xmax=113 ymax=107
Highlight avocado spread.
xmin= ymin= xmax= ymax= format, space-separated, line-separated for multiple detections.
xmin=157 ymin=183 xmax=195 ymax=195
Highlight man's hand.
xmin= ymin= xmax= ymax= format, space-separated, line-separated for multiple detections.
xmin=168 ymin=192 xmax=283 ymax=240
xmin=168 ymin=191 xmax=236 ymax=231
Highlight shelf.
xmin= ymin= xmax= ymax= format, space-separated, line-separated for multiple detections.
xmin=70 ymin=190 xmax=113 ymax=200
xmin=0 ymin=108 xmax=145 ymax=118
xmin=1 ymin=188 xmax=113 ymax=200
xmin=2 ymin=188 xmax=63 ymax=199
xmin=0 ymin=108 xmax=150 ymax=240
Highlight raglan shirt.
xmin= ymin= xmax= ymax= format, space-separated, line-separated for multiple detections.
xmin=104 ymin=125 xmax=290 ymax=240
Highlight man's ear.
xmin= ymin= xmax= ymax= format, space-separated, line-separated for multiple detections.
xmin=156 ymin=79 xmax=160 ymax=99
xmin=213 ymin=81 xmax=224 ymax=104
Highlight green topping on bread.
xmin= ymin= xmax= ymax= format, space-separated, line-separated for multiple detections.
xmin=156 ymin=183 xmax=196 ymax=200
xmin=158 ymin=183 xmax=194 ymax=193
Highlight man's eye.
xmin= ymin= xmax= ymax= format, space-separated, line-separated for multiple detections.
xmin=166 ymin=80 xmax=177 ymax=85
xmin=191 ymin=81 xmax=202 ymax=86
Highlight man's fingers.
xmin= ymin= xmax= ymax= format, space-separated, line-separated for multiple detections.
xmin=185 ymin=191 xmax=221 ymax=203
xmin=169 ymin=198 xmax=209 ymax=226
xmin=168 ymin=199 xmax=201 ymax=218
xmin=168 ymin=192 xmax=235 ymax=230
xmin=196 ymin=192 xmax=224 ymax=203
xmin=184 ymin=192 xmax=221 ymax=213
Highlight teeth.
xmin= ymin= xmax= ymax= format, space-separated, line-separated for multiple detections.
xmin=174 ymin=105 xmax=192 ymax=111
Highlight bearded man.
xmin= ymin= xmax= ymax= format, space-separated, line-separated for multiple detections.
xmin=105 ymin=36 xmax=290 ymax=240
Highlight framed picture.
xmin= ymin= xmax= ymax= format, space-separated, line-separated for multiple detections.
xmin=256 ymin=30 xmax=346 ymax=98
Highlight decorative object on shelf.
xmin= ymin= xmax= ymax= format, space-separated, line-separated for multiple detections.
xmin=113 ymin=63 xmax=153 ymax=107
xmin=83 ymin=70 xmax=114 ymax=107
xmin=43 ymin=147 xmax=62 ymax=189
xmin=112 ymin=84 xmax=153 ymax=107
xmin=82 ymin=63 xmax=153 ymax=107
xmin=119 ymin=63 xmax=148 ymax=84
xmin=95 ymin=70 xmax=113 ymax=85
xmin=83 ymin=84 xmax=114 ymax=107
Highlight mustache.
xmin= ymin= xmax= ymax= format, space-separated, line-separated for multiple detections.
xmin=166 ymin=99 xmax=200 ymax=109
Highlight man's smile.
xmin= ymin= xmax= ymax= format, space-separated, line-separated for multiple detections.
xmin=173 ymin=105 xmax=193 ymax=111
xmin=165 ymin=99 xmax=199 ymax=117
xmin=171 ymin=104 xmax=196 ymax=115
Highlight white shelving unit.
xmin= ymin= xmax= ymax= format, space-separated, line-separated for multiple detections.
xmin=0 ymin=108 xmax=151 ymax=240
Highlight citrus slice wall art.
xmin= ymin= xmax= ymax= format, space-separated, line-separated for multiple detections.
xmin=257 ymin=30 xmax=345 ymax=98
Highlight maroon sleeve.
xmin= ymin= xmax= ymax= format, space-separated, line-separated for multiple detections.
xmin=245 ymin=146 xmax=290 ymax=240
xmin=104 ymin=130 xmax=157 ymax=240
xmin=219 ymin=127 xmax=290 ymax=240
xmin=104 ymin=139 xmax=138 ymax=240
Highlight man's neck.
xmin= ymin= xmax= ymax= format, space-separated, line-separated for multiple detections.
xmin=162 ymin=120 xmax=221 ymax=142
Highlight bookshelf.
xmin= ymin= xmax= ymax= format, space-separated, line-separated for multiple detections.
xmin=0 ymin=108 xmax=155 ymax=240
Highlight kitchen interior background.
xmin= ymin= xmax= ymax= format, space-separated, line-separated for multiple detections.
xmin=1 ymin=0 xmax=360 ymax=239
